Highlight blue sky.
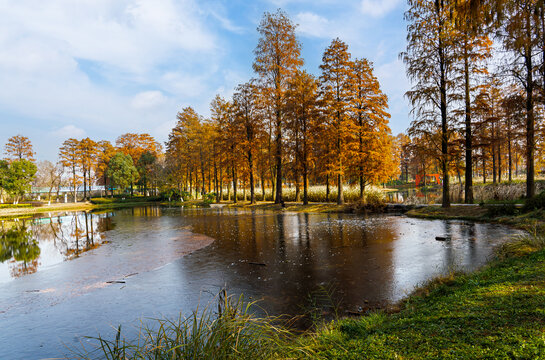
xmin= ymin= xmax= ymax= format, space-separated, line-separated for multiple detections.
xmin=0 ymin=0 xmax=410 ymax=161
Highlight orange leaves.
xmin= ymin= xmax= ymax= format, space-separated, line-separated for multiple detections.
xmin=116 ymin=133 xmax=162 ymax=165
xmin=58 ymin=138 xmax=80 ymax=169
xmin=319 ymin=38 xmax=355 ymax=181
xmin=4 ymin=135 xmax=35 ymax=162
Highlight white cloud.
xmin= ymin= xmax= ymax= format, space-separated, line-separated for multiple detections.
xmin=295 ymin=12 xmax=332 ymax=38
xmin=49 ymin=125 xmax=86 ymax=140
xmin=131 ymin=91 xmax=167 ymax=109
xmin=361 ymin=0 xmax=401 ymax=17
xmin=0 ymin=0 xmax=227 ymax=160
xmin=0 ymin=0 xmax=216 ymax=74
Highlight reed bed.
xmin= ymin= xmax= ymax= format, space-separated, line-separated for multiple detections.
xmin=72 ymin=291 xmax=315 ymax=360
xmin=449 ymin=182 xmax=545 ymax=203
xmin=219 ymin=185 xmax=386 ymax=204
xmin=406 ymin=181 xmax=545 ymax=205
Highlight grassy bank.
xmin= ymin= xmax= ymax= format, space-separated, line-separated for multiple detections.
xmin=295 ymin=236 xmax=545 ymax=359
xmin=0 ymin=199 xmax=382 ymax=219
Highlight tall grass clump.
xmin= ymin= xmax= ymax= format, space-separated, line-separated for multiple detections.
xmin=497 ymin=233 xmax=545 ymax=259
xmin=224 ymin=185 xmax=386 ymax=204
xmin=73 ymin=292 xmax=313 ymax=360
xmin=448 ymin=181 xmax=545 ymax=204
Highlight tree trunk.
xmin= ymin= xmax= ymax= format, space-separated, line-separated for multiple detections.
xmin=437 ymin=0 xmax=450 ymax=208
xmin=302 ymin=150 xmax=308 ymax=205
xmin=492 ymin=143 xmax=497 ymax=184
xmin=73 ymin=166 xmax=77 ymax=203
xmin=482 ymin=158 xmax=486 ymax=184
xmin=525 ymin=36 xmax=535 ymax=198
xmin=337 ymin=174 xmax=343 ymax=205
xmin=232 ymin=165 xmax=237 ymax=203
xmin=261 ymin=172 xmax=266 ymax=202
xmin=274 ymin=111 xmax=283 ymax=204
xmin=463 ymin=42 xmax=473 ymax=203
xmin=83 ymin=167 xmax=87 ymax=200
xmin=326 ymin=174 xmax=330 ymax=202
xmin=359 ymin=173 xmax=364 ymax=201
xmin=249 ymin=150 xmax=255 ymax=204
xmin=498 ymin=142 xmax=502 ymax=183
xmin=508 ymin=120 xmax=513 ymax=182
xmin=214 ymin=158 xmax=219 ymax=203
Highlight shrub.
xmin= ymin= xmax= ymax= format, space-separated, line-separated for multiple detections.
xmin=203 ymin=193 xmax=216 ymax=204
xmin=0 ymin=203 xmax=32 ymax=209
xmin=486 ymin=204 xmax=518 ymax=217
xmin=523 ymin=191 xmax=545 ymax=212
xmin=89 ymin=198 xmax=114 ymax=205
xmin=90 ymin=197 xmax=161 ymax=205
xmin=497 ymin=233 xmax=545 ymax=259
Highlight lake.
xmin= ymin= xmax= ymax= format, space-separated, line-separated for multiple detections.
xmin=0 ymin=206 xmax=523 ymax=359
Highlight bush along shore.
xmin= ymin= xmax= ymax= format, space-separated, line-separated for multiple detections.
xmin=74 ymin=231 xmax=545 ymax=359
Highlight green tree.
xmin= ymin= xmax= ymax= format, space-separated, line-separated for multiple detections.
xmin=137 ymin=151 xmax=156 ymax=195
xmin=107 ymin=153 xmax=139 ymax=196
xmin=0 ymin=160 xmax=9 ymax=203
xmin=5 ymin=160 xmax=37 ymax=204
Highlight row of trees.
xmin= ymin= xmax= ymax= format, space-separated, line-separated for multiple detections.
xmin=0 ymin=133 xmax=165 ymax=204
xmin=56 ymin=133 xmax=162 ymax=201
xmin=165 ymin=10 xmax=398 ymax=205
xmin=402 ymin=0 xmax=545 ymax=206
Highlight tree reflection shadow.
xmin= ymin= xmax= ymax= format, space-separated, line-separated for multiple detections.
xmin=0 ymin=224 xmax=40 ymax=277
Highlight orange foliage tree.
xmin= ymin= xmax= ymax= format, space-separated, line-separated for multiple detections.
xmin=253 ymin=9 xmax=303 ymax=204
xmin=349 ymin=58 xmax=395 ymax=198
xmin=319 ymin=38 xmax=355 ymax=205
xmin=4 ymin=135 xmax=35 ymax=162
xmin=58 ymin=138 xmax=81 ymax=203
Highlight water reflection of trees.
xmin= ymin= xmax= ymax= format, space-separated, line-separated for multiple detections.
xmin=0 ymin=223 xmax=40 ymax=277
xmin=188 ymin=211 xmax=398 ymax=313
xmin=37 ymin=211 xmax=114 ymax=259
xmin=0 ymin=211 xmax=114 ymax=279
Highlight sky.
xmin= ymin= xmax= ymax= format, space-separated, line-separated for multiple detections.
xmin=0 ymin=0 xmax=410 ymax=161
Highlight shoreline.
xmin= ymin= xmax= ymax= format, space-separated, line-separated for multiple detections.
xmin=4 ymin=200 xmax=541 ymax=235
xmin=0 ymin=200 xmax=373 ymax=219
xmin=406 ymin=205 xmax=544 ymax=233
xmin=0 ymin=201 xmax=161 ymax=219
